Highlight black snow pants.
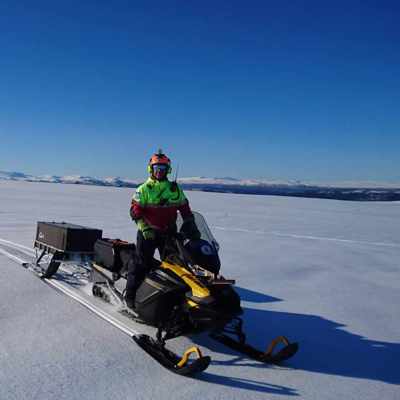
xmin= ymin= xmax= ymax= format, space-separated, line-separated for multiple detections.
xmin=125 ymin=230 xmax=166 ymax=304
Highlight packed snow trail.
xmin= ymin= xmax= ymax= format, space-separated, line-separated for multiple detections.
xmin=212 ymin=226 xmax=400 ymax=248
xmin=0 ymin=241 xmax=140 ymax=337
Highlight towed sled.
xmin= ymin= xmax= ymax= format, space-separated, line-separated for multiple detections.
xmin=27 ymin=212 xmax=298 ymax=376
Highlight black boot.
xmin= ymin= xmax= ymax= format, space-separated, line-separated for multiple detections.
xmin=124 ymin=294 xmax=136 ymax=310
xmin=125 ymin=251 xmax=146 ymax=311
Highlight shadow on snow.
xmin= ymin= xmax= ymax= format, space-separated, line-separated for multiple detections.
xmin=196 ymin=371 xmax=298 ymax=396
xmin=55 ymin=271 xmax=399 ymax=389
xmin=192 ymin=305 xmax=399 ymax=387
xmin=234 ymin=286 xmax=282 ymax=303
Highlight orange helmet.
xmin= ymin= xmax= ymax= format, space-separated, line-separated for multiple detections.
xmin=147 ymin=149 xmax=172 ymax=174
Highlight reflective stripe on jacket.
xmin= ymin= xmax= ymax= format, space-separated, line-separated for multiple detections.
xmin=130 ymin=178 xmax=192 ymax=231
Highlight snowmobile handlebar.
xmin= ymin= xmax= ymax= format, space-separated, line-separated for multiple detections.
xmin=158 ymin=231 xmax=198 ymax=275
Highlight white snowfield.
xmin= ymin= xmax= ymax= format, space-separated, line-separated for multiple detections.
xmin=0 ymin=180 xmax=399 ymax=400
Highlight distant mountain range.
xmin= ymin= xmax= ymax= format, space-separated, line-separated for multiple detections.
xmin=1 ymin=170 xmax=399 ymax=201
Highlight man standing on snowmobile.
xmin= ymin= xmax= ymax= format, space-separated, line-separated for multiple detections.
xmin=125 ymin=150 xmax=200 ymax=309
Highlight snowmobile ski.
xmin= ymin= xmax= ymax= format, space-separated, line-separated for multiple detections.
xmin=210 ymin=332 xmax=298 ymax=364
xmin=132 ymin=335 xmax=211 ymax=376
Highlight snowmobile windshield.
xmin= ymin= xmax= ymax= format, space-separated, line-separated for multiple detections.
xmin=177 ymin=211 xmax=220 ymax=252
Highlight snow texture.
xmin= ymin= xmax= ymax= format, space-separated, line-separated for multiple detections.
xmin=0 ymin=180 xmax=399 ymax=400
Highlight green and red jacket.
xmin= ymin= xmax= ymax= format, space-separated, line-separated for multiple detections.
xmin=130 ymin=178 xmax=192 ymax=232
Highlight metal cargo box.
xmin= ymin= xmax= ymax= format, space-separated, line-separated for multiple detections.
xmin=35 ymin=222 xmax=103 ymax=254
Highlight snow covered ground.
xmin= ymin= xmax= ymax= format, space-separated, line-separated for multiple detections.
xmin=0 ymin=180 xmax=399 ymax=400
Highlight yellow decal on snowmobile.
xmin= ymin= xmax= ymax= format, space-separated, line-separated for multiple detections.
xmin=186 ymin=300 xmax=199 ymax=309
xmin=161 ymin=261 xmax=211 ymax=298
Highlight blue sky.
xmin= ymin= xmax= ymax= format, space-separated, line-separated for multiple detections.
xmin=0 ymin=1 xmax=399 ymax=182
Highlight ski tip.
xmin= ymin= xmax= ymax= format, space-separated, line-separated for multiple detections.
xmin=267 ymin=342 xmax=299 ymax=364
xmin=174 ymin=355 xmax=211 ymax=376
xmin=131 ymin=334 xmax=211 ymax=376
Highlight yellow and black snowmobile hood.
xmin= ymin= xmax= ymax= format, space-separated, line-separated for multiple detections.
xmin=160 ymin=261 xmax=214 ymax=307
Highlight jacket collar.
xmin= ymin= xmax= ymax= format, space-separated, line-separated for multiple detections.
xmin=146 ymin=177 xmax=169 ymax=186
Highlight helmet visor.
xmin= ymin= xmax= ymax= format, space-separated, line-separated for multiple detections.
xmin=152 ymin=164 xmax=168 ymax=172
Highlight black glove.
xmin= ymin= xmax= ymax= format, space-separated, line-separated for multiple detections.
xmin=180 ymin=215 xmax=201 ymax=240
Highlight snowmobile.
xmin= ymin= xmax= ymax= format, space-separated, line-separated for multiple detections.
xmin=0 ymin=214 xmax=297 ymax=376
xmin=89 ymin=212 xmax=299 ymax=375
